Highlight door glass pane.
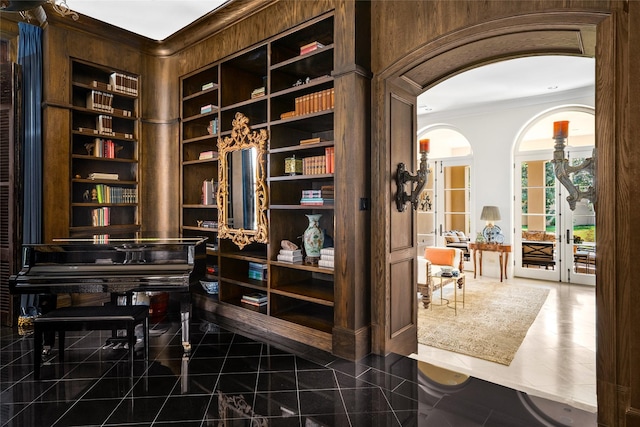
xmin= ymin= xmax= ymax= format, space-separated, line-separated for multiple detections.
xmin=417 ymin=166 xmax=435 ymax=252
xmin=443 ymin=165 xmax=470 ymax=235
xmin=570 ymin=157 xmax=596 ymax=275
xmin=521 ymin=160 xmax=557 ymax=270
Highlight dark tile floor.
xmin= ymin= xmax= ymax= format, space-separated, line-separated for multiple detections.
xmin=1 ymin=318 xmax=596 ymax=426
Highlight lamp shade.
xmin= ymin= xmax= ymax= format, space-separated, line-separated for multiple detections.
xmin=480 ymin=206 xmax=501 ymax=221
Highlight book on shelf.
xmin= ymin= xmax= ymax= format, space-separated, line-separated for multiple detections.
xmin=299 ymin=137 xmax=321 ymax=145
xmin=320 ymin=247 xmax=334 ymax=256
xmin=280 ymin=111 xmax=296 ymax=120
xmin=325 ymin=147 xmax=335 ymax=174
xmin=320 ymin=185 xmax=334 ymax=199
xmin=241 ymin=292 xmax=267 ymax=304
xmin=92 ymin=184 xmax=137 ymax=204
xmin=318 ymin=259 xmax=334 ymax=269
xmin=293 ymin=88 xmax=334 ymax=117
xmin=86 ymin=90 xmax=113 ymax=113
xmin=279 ymin=249 xmax=302 ymax=257
xmin=302 ymin=189 xmax=322 ymax=199
xmin=200 ymin=104 xmax=215 ymax=114
xmin=88 ymin=172 xmax=119 ymax=180
xmin=251 ymin=86 xmax=265 ymax=98
xmin=201 ymin=82 xmax=216 ymax=91
xmin=302 ymin=155 xmax=327 ymax=175
xmin=96 ymin=115 xmax=114 ymax=135
xmin=277 ymin=253 xmax=303 ymax=263
xmin=91 ymin=80 xmax=111 ymax=91
xmin=300 ymin=198 xmax=333 ymax=206
xmin=300 ymin=40 xmax=325 ymax=55
xmin=248 ymin=262 xmax=267 ymax=281
xmin=91 ymin=207 xmax=110 ymax=227
xmin=207 ymin=118 xmax=218 ymax=135
xmin=319 ymin=254 xmax=334 ymax=263
xmin=199 ymin=150 xmax=217 ymax=160
xmin=109 ymin=72 xmax=138 ymax=96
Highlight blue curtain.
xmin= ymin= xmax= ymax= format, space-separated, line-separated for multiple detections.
xmin=18 ymin=23 xmax=43 ymax=315
xmin=18 ymin=23 xmax=43 ymax=244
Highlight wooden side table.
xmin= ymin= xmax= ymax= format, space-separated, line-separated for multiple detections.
xmin=469 ymin=242 xmax=512 ymax=282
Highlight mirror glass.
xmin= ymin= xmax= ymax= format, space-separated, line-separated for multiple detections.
xmin=217 ymin=113 xmax=268 ymax=249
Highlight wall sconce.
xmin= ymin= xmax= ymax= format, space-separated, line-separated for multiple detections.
xmin=395 ymin=139 xmax=430 ymax=212
xmin=550 ymin=121 xmax=596 ymax=211
xmin=480 ymin=205 xmax=503 ymax=243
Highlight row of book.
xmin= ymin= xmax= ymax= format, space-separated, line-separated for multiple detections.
xmin=318 ymin=247 xmax=334 ymax=269
xmin=294 ymin=88 xmax=334 ymax=116
xmin=86 ymin=90 xmax=114 ymax=113
xmin=92 ymin=234 xmax=110 ymax=244
xmin=109 ymin=72 xmax=138 ymax=96
xmin=248 ymin=262 xmax=267 ymax=281
xmin=298 ymin=147 xmax=334 ymax=176
xmin=93 ymin=185 xmax=137 ymax=204
xmin=91 ymin=207 xmax=111 ymax=227
xmin=300 ymin=185 xmax=334 ymax=206
xmin=207 ymin=118 xmax=219 ymax=135
xmin=91 ymin=72 xmax=139 ymax=97
xmin=88 ymin=138 xmax=121 ymax=159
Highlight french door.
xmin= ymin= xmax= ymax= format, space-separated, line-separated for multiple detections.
xmin=437 ymin=160 xmax=471 ymax=246
xmin=515 ymin=151 xmax=595 ymax=285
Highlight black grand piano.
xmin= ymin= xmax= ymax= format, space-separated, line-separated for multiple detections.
xmin=9 ymin=236 xmax=207 ymax=352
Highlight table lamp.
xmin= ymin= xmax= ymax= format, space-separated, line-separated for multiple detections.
xmin=480 ymin=205 xmax=502 ymax=243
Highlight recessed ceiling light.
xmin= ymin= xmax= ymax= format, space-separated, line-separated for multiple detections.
xmin=547 ymin=85 xmax=559 ymax=90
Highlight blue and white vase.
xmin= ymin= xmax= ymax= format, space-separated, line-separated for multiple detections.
xmin=303 ymin=214 xmax=324 ymax=262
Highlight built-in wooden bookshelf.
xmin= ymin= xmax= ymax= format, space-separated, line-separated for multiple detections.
xmin=183 ymin=13 xmax=336 ymax=352
xmin=69 ymin=59 xmax=140 ymax=239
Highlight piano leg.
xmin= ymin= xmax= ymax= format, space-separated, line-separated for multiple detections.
xmin=180 ymin=292 xmax=191 ymax=353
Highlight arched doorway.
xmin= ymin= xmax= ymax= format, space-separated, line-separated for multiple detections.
xmin=371 ymin=10 xmax=617 ymax=423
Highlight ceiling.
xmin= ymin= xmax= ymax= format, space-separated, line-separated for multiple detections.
xmin=63 ymin=0 xmax=232 ymax=40
xmin=418 ymin=55 xmax=595 ymax=115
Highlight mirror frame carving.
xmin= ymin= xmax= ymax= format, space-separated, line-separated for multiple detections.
xmin=217 ymin=112 xmax=269 ymax=249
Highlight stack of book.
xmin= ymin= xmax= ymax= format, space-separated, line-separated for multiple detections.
xmin=277 ymin=248 xmax=303 ymax=263
xmin=199 ymin=150 xmax=217 ymax=160
xmin=241 ymin=292 xmax=267 ymax=312
xmin=318 ymin=247 xmax=334 ymax=269
xmin=248 ymin=262 xmax=267 ymax=281
xmin=200 ymin=104 xmax=215 ymax=114
xmin=300 ymin=187 xmax=333 ymax=206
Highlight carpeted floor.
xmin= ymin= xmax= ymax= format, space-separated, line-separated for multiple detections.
xmin=417 ymin=280 xmax=550 ymax=365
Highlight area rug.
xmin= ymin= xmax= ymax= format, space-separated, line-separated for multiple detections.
xmin=417 ymin=281 xmax=549 ymax=366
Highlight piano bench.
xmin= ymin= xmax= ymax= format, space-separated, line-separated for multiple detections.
xmin=33 ymin=305 xmax=149 ymax=380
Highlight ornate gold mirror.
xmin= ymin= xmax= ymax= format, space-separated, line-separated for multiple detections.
xmin=217 ymin=112 xmax=268 ymax=249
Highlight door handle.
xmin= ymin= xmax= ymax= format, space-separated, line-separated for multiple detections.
xmin=566 ymin=229 xmax=571 ymax=243
xmin=439 ymin=224 xmax=443 ymax=236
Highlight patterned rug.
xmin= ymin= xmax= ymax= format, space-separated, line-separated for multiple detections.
xmin=417 ymin=281 xmax=549 ymax=365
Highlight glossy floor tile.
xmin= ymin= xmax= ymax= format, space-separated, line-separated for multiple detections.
xmin=1 ymin=313 xmax=596 ymax=426
xmin=413 ymin=275 xmax=597 ymax=413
